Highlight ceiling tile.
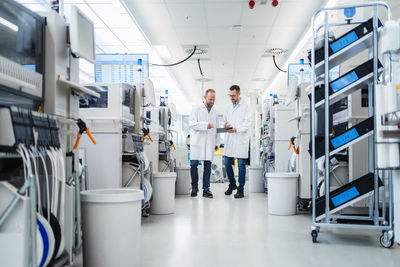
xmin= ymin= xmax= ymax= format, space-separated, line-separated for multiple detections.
xmin=208 ymin=27 xmax=240 ymax=45
xmin=95 ymin=28 xmax=121 ymax=45
xmin=241 ymin=3 xmax=280 ymax=27
xmin=239 ymin=26 xmax=270 ymax=45
xmin=166 ymin=3 xmax=207 ymax=28
xmin=205 ymin=2 xmax=243 ymax=27
xmin=175 ymin=27 xmax=209 ymax=44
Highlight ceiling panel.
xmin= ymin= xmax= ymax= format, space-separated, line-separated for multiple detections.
xmin=239 ymin=26 xmax=269 ymax=45
xmin=166 ymin=3 xmax=207 ymax=28
xmin=98 ymin=45 xmax=130 ymax=53
xmin=90 ymin=4 xmax=132 ymax=28
xmin=205 ymin=2 xmax=243 ymax=27
xmin=241 ymin=4 xmax=280 ymax=27
xmin=208 ymin=27 xmax=240 ymax=44
xmin=265 ymin=26 xmax=303 ymax=49
xmin=95 ymin=28 xmax=121 ymax=45
xmin=273 ymin=2 xmax=312 ymax=27
xmin=112 ymin=28 xmax=145 ymax=45
xmin=175 ymin=28 xmax=209 ymax=44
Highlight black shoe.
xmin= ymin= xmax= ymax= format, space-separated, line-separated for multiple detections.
xmin=234 ymin=189 xmax=244 ymax=199
xmin=203 ymin=189 xmax=213 ymax=198
xmin=191 ymin=188 xmax=199 ymax=197
xmin=225 ymin=183 xmax=237 ymax=195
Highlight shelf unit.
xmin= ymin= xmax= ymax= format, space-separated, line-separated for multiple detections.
xmin=310 ymin=2 xmax=395 ymax=247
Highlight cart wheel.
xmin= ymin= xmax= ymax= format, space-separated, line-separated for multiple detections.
xmin=311 ymin=230 xmax=318 ymax=243
xmin=142 ymin=208 xmax=150 ymax=217
xmin=380 ymin=231 xmax=394 ymax=248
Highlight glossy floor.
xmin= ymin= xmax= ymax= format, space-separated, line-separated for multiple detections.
xmin=73 ymin=183 xmax=399 ymax=267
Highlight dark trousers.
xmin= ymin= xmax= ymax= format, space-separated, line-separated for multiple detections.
xmin=224 ymin=157 xmax=247 ymax=190
xmin=190 ymin=160 xmax=211 ymax=190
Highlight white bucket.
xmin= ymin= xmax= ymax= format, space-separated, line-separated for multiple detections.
xmin=248 ymin=166 xmax=265 ymax=193
xmin=80 ymin=189 xmax=144 ymax=267
xmin=175 ymin=166 xmax=191 ymax=195
xmin=266 ymin=172 xmax=299 ymax=216
xmin=150 ymin=172 xmax=177 ymax=215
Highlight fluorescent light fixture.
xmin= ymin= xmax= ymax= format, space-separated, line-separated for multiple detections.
xmin=153 ymin=45 xmax=172 ymax=59
xmin=262 ymin=0 xmax=338 ymax=98
xmin=0 ymin=17 xmax=18 ymax=32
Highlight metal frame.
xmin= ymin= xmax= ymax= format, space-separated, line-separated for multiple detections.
xmin=310 ymin=2 xmax=394 ymax=244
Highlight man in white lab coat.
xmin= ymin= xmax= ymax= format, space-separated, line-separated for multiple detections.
xmin=189 ymin=89 xmax=219 ymax=198
xmin=223 ymin=85 xmax=252 ymax=198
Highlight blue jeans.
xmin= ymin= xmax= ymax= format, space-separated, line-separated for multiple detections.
xmin=190 ymin=160 xmax=211 ymax=190
xmin=224 ymin=157 xmax=247 ymax=190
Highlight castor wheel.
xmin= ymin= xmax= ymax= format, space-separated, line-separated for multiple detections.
xmin=380 ymin=231 xmax=394 ymax=248
xmin=311 ymin=230 xmax=318 ymax=243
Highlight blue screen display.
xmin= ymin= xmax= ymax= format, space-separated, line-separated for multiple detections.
xmin=331 ymin=186 xmax=360 ymax=207
xmin=331 ymin=128 xmax=360 ymax=149
xmin=330 ymin=71 xmax=359 ymax=92
xmin=23 ymin=64 xmax=36 ymax=72
xmin=330 ymin=31 xmax=359 ymax=53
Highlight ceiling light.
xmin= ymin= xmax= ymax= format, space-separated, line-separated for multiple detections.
xmin=231 ymin=25 xmax=243 ymax=32
xmin=185 ymin=47 xmax=208 ymax=55
xmin=264 ymin=47 xmax=288 ymax=56
xmin=153 ymin=45 xmax=172 ymax=59
xmin=195 ymin=78 xmax=213 ymax=82
xmin=253 ymin=78 xmax=266 ymax=82
xmin=0 ymin=17 xmax=18 ymax=32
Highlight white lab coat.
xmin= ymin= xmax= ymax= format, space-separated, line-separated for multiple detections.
xmin=189 ymin=103 xmax=219 ymax=161
xmin=223 ymin=99 xmax=252 ymax=159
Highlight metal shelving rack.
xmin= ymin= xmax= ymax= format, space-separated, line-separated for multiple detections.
xmin=310 ymin=2 xmax=395 ymax=247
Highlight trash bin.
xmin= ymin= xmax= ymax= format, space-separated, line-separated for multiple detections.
xmin=265 ymin=172 xmax=299 ymax=215
xmin=150 ymin=172 xmax=177 ymax=215
xmin=80 ymin=189 xmax=144 ymax=267
xmin=175 ymin=166 xmax=191 ymax=195
xmin=248 ymin=166 xmax=265 ymax=193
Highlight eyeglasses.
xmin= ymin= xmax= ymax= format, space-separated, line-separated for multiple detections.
xmin=228 ymin=94 xmax=237 ymax=98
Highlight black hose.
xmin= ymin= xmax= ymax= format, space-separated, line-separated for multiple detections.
xmin=273 ymin=55 xmax=287 ymax=73
xmin=197 ymin=58 xmax=203 ymax=76
xmin=152 ymin=46 xmax=197 ymax=67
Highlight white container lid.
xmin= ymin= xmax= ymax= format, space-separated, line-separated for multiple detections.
xmin=247 ymin=166 xmax=263 ymax=170
xmin=81 ymin=188 xmax=144 ymax=203
xmin=175 ymin=166 xmax=190 ymax=170
xmin=153 ymin=172 xmax=177 ymax=178
xmin=265 ymin=172 xmax=299 ymax=179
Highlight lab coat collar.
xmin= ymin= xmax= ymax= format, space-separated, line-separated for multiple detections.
xmin=232 ymin=98 xmax=242 ymax=109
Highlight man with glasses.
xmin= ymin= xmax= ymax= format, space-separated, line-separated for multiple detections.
xmin=223 ymin=85 xmax=252 ymax=198
xmin=189 ymin=89 xmax=219 ymax=198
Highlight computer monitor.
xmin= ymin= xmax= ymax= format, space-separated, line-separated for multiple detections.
xmin=288 ymin=64 xmax=340 ymax=86
xmin=95 ymin=54 xmax=149 ymax=84
xmin=70 ymin=5 xmax=96 ymax=64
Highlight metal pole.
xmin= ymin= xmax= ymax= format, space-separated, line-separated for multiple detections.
xmin=373 ymin=6 xmax=379 ymax=226
xmin=382 ymin=170 xmax=387 ymax=223
xmin=389 ymin=170 xmax=394 ymax=228
xmin=324 ymin=11 xmax=331 ymax=224
xmin=74 ymin=171 xmax=82 ymax=248
xmin=311 ymin=12 xmax=317 ymax=225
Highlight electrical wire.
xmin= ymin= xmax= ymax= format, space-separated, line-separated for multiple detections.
xmin=272 ymin=55 xmax=287 ymax=73
xmin=197 ymin=58 xmax=204 ymax=76
xmin=39 ymin=149 xmax=51 ymax=221
xmin=28 ymin=148 xmax=42 ymax=216
xmin=152 ymin=46 xmax=197 ymax=67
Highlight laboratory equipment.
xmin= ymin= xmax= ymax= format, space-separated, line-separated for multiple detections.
xmin=315 ymin=173 xmax=383 ymax=220
xmin=69 ymin=6 xmax=96 ymax=64
xmin=311 ymin=17 xmax=383 ymax=65
xmin=79 ymin=83 xmax=136 ymax=189
xmin=309 ymin=3 xmax=395 ymax=247
xmin=0 ymin=0 xmax=45 ymax=102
